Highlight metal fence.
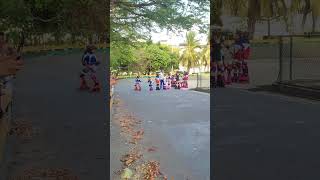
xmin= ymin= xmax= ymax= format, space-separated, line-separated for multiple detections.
xmin=230 ymin=35 xmax=320 ymax=87
xmin=191 ymin=73 xmax=210 ymax=89
xmin=277 ymin=35 xmax=320 ymax=83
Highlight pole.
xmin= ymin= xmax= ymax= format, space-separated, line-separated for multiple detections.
xmin=197 ymin=73 xmax=199 ymax=88
xmin=289 ymin=36 xmax=293 ymax=80
xmin=279 ymin=36 xmax=283 ymax=82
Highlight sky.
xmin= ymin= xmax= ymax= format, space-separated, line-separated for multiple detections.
xmin=150 ymin=1 xmax=209 ymax=46
xmin=151 ymin=26 xmax=208 ymax=46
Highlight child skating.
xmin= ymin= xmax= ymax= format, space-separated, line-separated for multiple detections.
xmin=155 ymin=75 xmax=160 ymax=90
xmin=182 ymin=72 xmax=189 ymax=88
xmin=80 ymin=45 xmax=101 ymax=92
xmin=147 ymin=76 xmax=153 ymax=91
xmin=134 ymin=76 xmax=142 ymax=91
xmin=166 ymin=74 xmax=171 ymax=89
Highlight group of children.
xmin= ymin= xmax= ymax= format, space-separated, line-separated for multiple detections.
xmin=134 ymin=72 xmax=189 ymax=91
xmin=211 ymin=31 xmax=251 ymax=88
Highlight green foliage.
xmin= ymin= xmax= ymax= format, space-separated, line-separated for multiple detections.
xmin=110 ymin=42 xmax=135 ymax=71
xmin=0 ymin=0 xmax=106 ymax=46
xmin=111 ymin=42 xmax=180 ymax=74
xmin=180 ymin=31 xmax=201 ymax=72
xmin=111 ymin=0 xmax=209 ymax=43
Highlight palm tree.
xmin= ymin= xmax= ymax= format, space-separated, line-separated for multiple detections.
xmin=180 ymin=31 xmax=201 ymax=73
xmin=200 ymin=35 xmax=210 ymax=72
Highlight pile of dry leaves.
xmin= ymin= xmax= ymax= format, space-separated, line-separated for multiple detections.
xmin=134 ymin=161 xmax=167 ymax=180
xmin=120 ymin=149 xmax=143 ymax=167
xmin=9 ymin=119 xmax=37 ymax=139
xmin=113 ymin=97 xmax=167 ymax=180
xmin=130 ymin=129 xmax=144 ymax=144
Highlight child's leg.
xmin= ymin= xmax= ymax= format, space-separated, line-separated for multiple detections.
xmin=90 ymin=71 xmax=101 ymax=91
xmin=90 ymin=73 xmax=99 ymax=85
xmin=79 ymin=72 xmax=89 ymax=89
xmin=160 ymin=80 xmax=164 ymax=89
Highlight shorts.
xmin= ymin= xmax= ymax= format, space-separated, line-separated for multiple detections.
xmin=81 ymin=65 xmax=97 ymax=75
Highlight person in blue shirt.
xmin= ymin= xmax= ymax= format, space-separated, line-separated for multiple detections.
xmin=147 ymin=76 xmax=153 ymax=91
xmin=134 ymin=76 xmax=142 ymax=91
xmin=79 ymin=45 xmax=101 ymax=92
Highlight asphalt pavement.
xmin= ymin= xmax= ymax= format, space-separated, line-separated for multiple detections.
xmin=214 ymin=87 xmax=320 ymax=180
xmin=111 ymin=79 xmax=210 ymax=180
xmin=5 ymin=52 xmax=108 ymax=179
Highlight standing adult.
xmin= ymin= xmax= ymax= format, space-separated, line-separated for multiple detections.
xmin=159 ymin=70 xmax=165 ymax=90
xmin=212 ymin=32 xmax=225 ymax=87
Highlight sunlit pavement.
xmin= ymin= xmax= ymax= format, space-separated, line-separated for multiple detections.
xmin=214 ymin=87 xmax=320 ymax=180
xmin=111 ymin=79 xmax=210 ymax=180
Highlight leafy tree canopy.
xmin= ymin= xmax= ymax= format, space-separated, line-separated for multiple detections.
xmin=111 ymin=0 xmax=209 ymax=43
xmin=0 ymin=0 xmax=107 ymax=46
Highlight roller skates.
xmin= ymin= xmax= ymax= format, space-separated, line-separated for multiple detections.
xmin=91 ymin=83 xmax=101 ymax=92
xmin=216 ymin=63 xmax=225 ymax=87
xmin=211 ymin=75 xmax=217 ymax=88
xmin=79 ymin=75 xmax=89 ymax=90
xmin=134 ymin=84 xmax=141 ymax=91
xmin=239 ymin=61 xmax=249 ymax=83
xmin=174 ymin=81 xmax=181 ymax=89
xmin=211 ymin=62 xmax=217 ymax=88
xmin=232 ymin=62 xmax=241 ymax=83
xmin=156 ymin=83 xmax=160 ymax=90
xmin=224 ymin=64 xmax=232 ymax=85
xmin=163 ymin=83 xmax=167 ymax=90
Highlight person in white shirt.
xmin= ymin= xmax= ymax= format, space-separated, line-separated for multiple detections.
xmin=159 ymin=70 xmax=165 ymax=90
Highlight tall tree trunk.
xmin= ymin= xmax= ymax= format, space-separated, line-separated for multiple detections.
xmin=301 ymin=0 xmax=311 ymax=32
xmin=267 ymin=18 xmax=271 ymax=37
xmin=211 ymin=0 xmax=223 ymax=26
xmin=42 ymin=34 xmax=46 ymax=49
xmin=247 ymin=0 xmax=259 ymax=39
xmin=312 ymin=11 xmax=317 ymax=32
xmin=247 ymin=17 xmax=256 ymax=39
xmin=280 ymin=0 xmax=290 ymax=33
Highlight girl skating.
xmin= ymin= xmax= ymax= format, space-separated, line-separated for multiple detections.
xmin=134 ymin=76 xmax=142 ymax=91
xmin=80 ymin=45 xmax=101 ymax=92
xmin=147 ymin=76 xmax=153 ymax=91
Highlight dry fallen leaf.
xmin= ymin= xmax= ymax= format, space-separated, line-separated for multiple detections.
xmin=130 ymin=130 xmax=144 ymax=144
xmin=141 ymin=161 xmax=162 ymax=180
xmin=147 ymin=146 xmax=158 ymax=153
xmin=120 ymin=152 xmax=143 ymax=167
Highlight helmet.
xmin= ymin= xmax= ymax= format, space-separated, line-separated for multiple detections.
xmin=86 ymin=44 xmax=96 ymax=52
